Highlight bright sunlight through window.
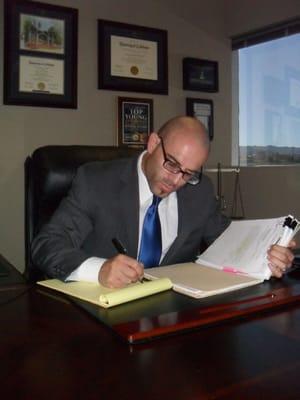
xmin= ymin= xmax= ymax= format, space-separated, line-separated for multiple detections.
xmin=234 ymin=34 xmax=300 ymax=166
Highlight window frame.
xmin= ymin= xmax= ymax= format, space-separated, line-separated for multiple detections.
xmin=231 ymin=17 xmax=300 ymax=167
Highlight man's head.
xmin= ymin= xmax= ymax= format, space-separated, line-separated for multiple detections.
xmin=142 ymin=116 xmax=210 ymax=198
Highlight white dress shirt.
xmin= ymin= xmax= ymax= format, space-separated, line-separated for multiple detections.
xmin=66 ymin=152 xmax=178 ymax=283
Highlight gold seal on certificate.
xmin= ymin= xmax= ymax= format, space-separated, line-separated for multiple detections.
xmin=37 ymin=82 xmax=46 ymax=91
xmin=130 ymin=66 xmax=139 ymax=76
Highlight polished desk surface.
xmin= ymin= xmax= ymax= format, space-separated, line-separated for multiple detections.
xmin=1 ymin=255 xmax=300 ymax=399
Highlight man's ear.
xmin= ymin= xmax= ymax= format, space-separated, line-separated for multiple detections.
xmin=147 ymin=132 xmax=160 ymax=154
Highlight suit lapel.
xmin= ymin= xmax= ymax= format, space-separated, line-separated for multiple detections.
xmin=161 ymin=186 xmax=194 ymax=264
xmin=117 ymin=158 xmax=140 ymax=258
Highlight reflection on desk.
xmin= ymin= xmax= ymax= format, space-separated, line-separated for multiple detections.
xmin=61 ymin=268 xmax=300 ymax=343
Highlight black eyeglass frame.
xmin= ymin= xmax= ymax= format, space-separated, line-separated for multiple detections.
xmin=159 ymin=136 xmax=203 ymax=185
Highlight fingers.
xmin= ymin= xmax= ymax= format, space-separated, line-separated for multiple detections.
xmin=269 ymin=245 xmax=294 ymax=265
xmin=268 ymin=263 xmax=285 ymax=278
xmin=288 ymin=239 xmax=297 ymax=250
xmin=267 ymin=244 xmax=295 ymax=278
xmin=99 ymin=254 xmax=144 ymax=288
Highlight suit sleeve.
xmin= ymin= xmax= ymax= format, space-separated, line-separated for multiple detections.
xmin=31 ymin=166 xmax=95 ymax=280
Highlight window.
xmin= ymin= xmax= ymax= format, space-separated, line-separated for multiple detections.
xmin=232 ymin=19 xmax=300 ymax=166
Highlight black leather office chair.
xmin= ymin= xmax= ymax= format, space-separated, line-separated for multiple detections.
xmin=24 ymin=145 xmax=141 ymax=282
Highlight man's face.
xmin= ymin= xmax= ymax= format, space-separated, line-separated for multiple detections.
xmin=143 ymin=131 xmax=208 ymax=198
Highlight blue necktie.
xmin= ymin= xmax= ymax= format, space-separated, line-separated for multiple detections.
xmin=138 ymin=195 xmax=162 ymax=268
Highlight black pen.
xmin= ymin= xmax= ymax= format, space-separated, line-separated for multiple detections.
xmin=111 ymin=238 xmax=145 ymax=283
xmin=112 ymin=237 xmax=127 ymax=255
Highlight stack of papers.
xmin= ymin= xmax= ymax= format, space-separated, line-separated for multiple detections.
xmin=196 ymin=216 xmax=299 ymax=280
xmin=145 ymin=216 xmax=299 ymax=298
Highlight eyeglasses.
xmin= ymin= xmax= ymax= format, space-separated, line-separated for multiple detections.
xmin=159 ymin=136 xmax=202 ymax=185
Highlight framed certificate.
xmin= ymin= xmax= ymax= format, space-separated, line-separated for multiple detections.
xmin=186 ymin=98 xmax=214 ymax=140
xmin=118 ymin=97 xmax=153 ymax=147
xmin=183 ymin=58 xmax=218 ymax=92
xmin=4 ymin=0 xmax=78 ymax=108
xmin=98 ymin=20 xmax=168 ymax=94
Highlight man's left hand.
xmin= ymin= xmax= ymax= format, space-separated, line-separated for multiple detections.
xmin=267 ymin=240 xmax=297 ymax=278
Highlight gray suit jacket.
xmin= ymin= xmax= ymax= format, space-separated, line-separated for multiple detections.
xmin=32 ymin=156 xmax=230 ymax=279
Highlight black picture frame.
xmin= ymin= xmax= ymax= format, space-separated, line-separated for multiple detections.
xmin=98 ymin=19 xmax=168 ymax=95
xmin=4 ymin=0 xmax=78 ymax=108
xmin=183 ymin=58 xmax=218 ymax=92
xmin=186 ymin=98 xmax=214 ymax=140
xmin=118 ymin=97 xmax=153 ymax=148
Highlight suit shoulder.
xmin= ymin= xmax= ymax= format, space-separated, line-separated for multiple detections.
xmin=77 ymin=157 xmax=135 ymax=179
xmin=192 ymin=173 xmax=215 ymax=196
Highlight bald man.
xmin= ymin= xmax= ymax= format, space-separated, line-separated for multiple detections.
xmin=32 ymin=116 xmax=295 ymax=288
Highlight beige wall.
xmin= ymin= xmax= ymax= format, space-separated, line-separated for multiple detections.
xmin=225 ymin=0 xmax=300 ymax=36
xmin=0 ymin=0 xmax=299 ymax=272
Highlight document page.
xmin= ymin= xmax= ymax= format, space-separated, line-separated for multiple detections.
xmin=196 ymin=217 xmax=285 ymax=280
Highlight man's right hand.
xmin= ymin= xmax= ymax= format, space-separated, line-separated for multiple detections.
xmin=99 ymin=254 xmax=144 ymax=288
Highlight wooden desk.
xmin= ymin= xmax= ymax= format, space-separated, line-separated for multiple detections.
xmin=1 ymin=257 xmax=300 ymax=399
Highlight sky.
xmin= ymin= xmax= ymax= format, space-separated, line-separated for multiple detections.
xmin=238 ymin=33 xmax=300 ymax=148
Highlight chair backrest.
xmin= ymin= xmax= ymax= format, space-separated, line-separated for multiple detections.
xmin=24 ymin=145 xmax=141 ymax=282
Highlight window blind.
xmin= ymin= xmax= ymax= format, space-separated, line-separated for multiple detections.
xmin=231 ymin=17 xmax=300 ymax=50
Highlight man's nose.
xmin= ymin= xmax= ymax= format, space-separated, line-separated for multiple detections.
xmin=168 ymin=172 xmax=183 ymax=185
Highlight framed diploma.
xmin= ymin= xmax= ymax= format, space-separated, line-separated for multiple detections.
xmin=186 ymin=98 xmax=214 ymax=140
xmin=118 ymin=97 xmax=153 ymax=147
xmin=98 ymin=20 xmax=168 ymax=94
xmin=183 ymin=58 xmax=219 ymax=92
xmin=4 ymin=0 xmax=78 ymax=108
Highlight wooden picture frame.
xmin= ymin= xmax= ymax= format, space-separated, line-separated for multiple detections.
xmin=118 ymin=97 xmax=153 ymax=147
xmin=98 ymin=19 xmax=168 ymax=94
xmin=186 ymin=98 xmax=214 ymax=140
xmin=4 ymin=0 xmax=78 ymax=108
xmin=183 ymin=58 xmax=218 ymax=92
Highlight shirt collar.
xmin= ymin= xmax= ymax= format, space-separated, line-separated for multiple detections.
xmin=137 ymin=151 xmax=153 ymax=205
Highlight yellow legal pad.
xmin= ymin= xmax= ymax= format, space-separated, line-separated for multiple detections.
xmin=37 ymin=278 xmax=172 ymax=308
